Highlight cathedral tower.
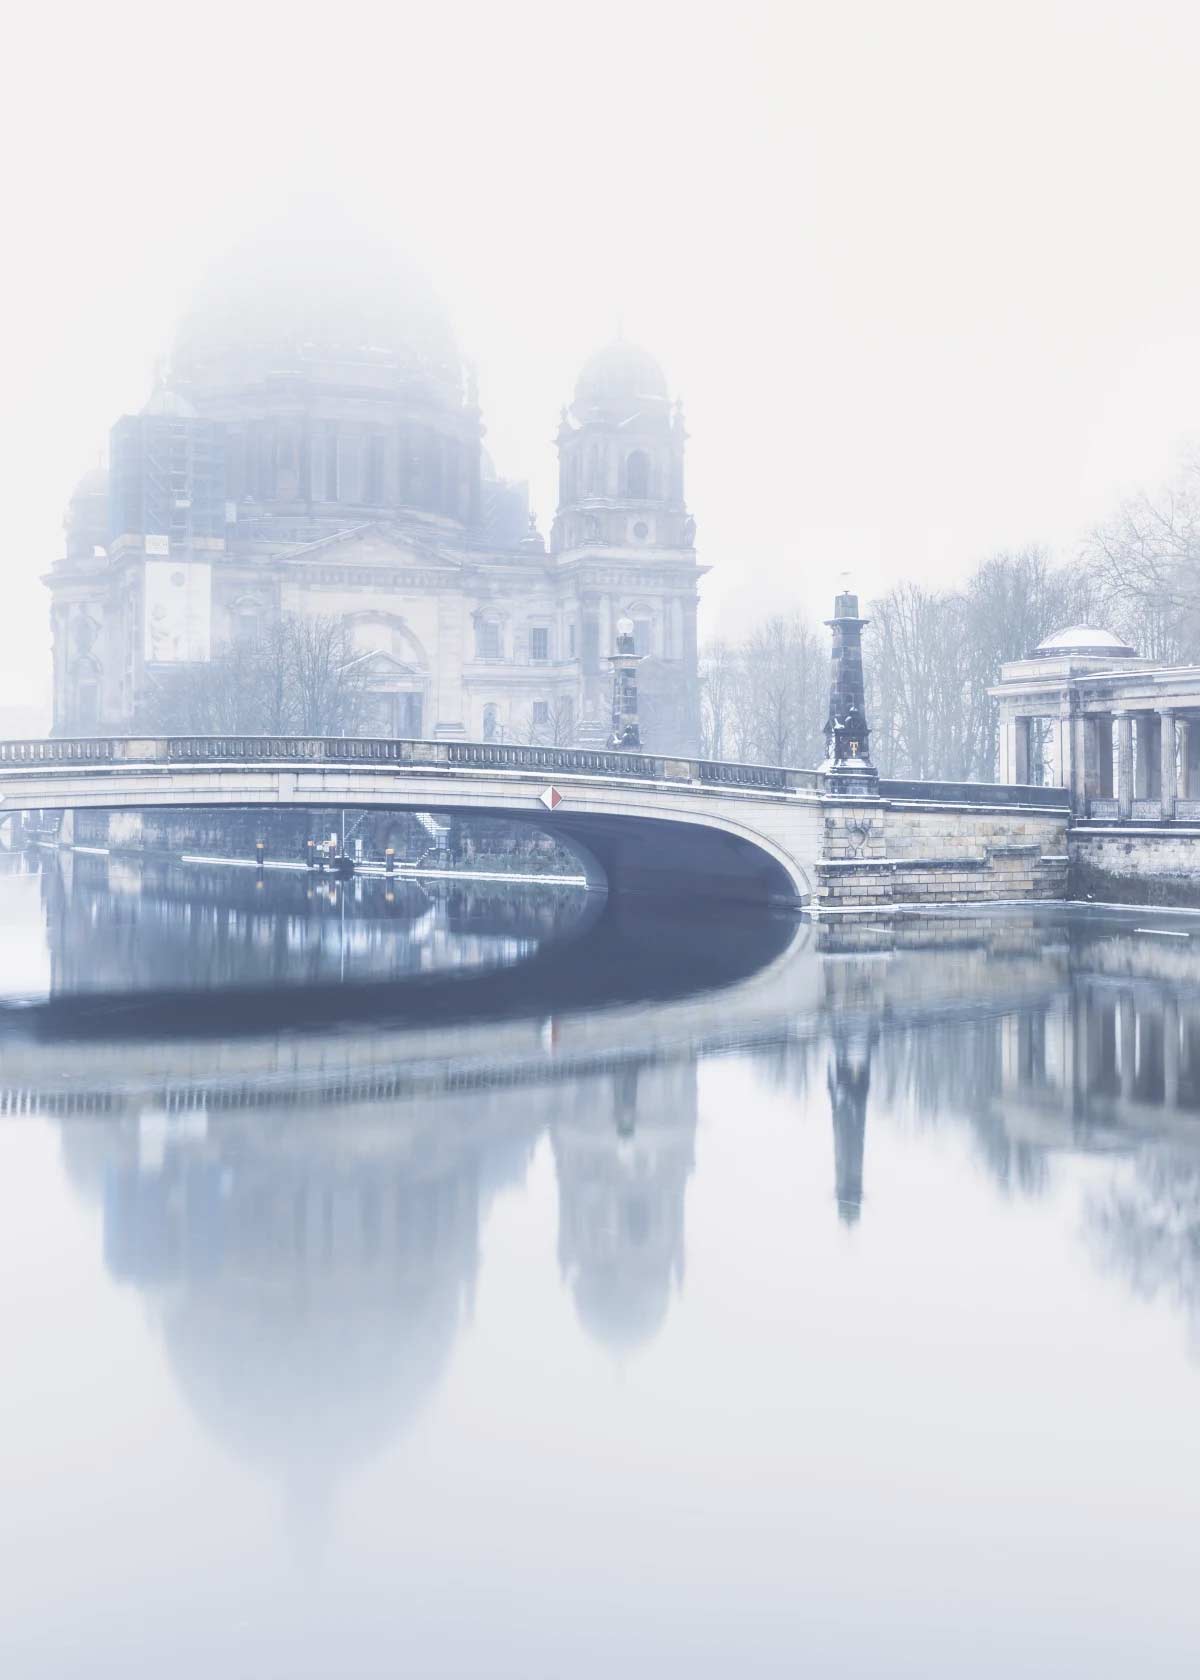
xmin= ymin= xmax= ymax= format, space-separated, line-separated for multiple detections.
xmin=551 ymin=340 xmax=702 ymax=753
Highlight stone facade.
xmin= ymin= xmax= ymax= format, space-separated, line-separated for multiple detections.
xmin=815 ymin=797 xmax=1070 ymax=910
xmin=1071 ymin=828 xmax=1200 ymax=907
xmin=46 ymin=221 xmax=702 ymax=754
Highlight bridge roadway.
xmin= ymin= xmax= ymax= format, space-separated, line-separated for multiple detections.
xmin=0 ymin=735 xmax=827 ymax=906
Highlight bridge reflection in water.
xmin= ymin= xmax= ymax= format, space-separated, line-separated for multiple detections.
xmin=7 ymin=862 xmax=1200 ymax=1550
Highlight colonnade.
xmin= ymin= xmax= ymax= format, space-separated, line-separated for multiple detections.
xmin=1002 ymin=707 xmax=1200 ymax=818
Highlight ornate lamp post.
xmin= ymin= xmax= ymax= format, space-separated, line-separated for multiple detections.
xmin=822 ymin=589 xmax=879 ymax=796
xmin=608 ymin=615 xmax=643 ymax=750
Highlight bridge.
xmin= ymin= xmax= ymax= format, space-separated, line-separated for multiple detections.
xmin=0 ymin=734 xmax=830 ymax=906
xmin=0 ymin=734 xmax=1071 ymax=909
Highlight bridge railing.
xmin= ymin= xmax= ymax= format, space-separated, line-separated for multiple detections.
xmin=0 ymin=738 xmax=117 ymax=764
xmin=0 ymin=735 xmax=819 ymax=793
xmin=879 ymin=777 xmax=1070 ymax=809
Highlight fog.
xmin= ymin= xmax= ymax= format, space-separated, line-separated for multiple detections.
xmin=5 ymin=0 xmax=1200 ymax=707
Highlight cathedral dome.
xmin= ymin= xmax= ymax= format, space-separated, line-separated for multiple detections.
xmin=573 ymin=340 xmax=669 ymax=415
xmin=171 ymin=204 xmax=462 ymax=402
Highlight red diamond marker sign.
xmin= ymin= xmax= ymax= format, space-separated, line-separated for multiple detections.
xmin=539 ymin=786 xmax=564 ymax=810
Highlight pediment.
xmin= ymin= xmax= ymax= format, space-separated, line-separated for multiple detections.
xmin=285 ymin=521 xmax=462 ymax=571
xmin=356 ymin=648 xmax=420 ymax=677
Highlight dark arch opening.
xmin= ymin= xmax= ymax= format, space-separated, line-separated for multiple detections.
xmin=625 ymin=450 xmax=651 ymax=499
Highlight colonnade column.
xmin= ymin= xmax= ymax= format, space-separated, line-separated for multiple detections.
xmin=1095 ymin=713 xmax=1114 ymax=798
xmin=1115 ymin=711 xmax=1133 ymax=821
xmin=1069 ymin=712 xmax=1088 ymax=813
xmin=1179 ymin=717 xmax=1192 ymax=801
xmin=1160 ymin=708 xmax=1178 ymax=820
xmin=1014 ymin=717 xmax=1031 ymax=783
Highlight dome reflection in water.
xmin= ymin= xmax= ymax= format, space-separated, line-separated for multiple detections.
xmin=7 ymin=865 xmax=1200 ymax=1675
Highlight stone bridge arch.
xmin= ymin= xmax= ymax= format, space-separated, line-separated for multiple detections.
xmin=0 ymin=738 xmax=825 ymax=909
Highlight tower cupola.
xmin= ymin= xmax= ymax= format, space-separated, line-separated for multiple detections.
xmin=552 ymin=338 xmax=691 ymax=555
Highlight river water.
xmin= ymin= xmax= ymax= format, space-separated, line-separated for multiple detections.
xmin=3 ymin=851 xmax=1200 ymax=1677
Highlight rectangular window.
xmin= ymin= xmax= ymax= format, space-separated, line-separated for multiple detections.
xmin=324 ymin=425 xmax=339 ymax=501
xmin=633 ymin=618 xmax=652 ymax=656
xmin=532 ymin=700 xmax=550 ymax=725
xmin=478 ymin=621 xmax=501 ymax=661
xmin=530 ymin=626 xmax=549 ymax=662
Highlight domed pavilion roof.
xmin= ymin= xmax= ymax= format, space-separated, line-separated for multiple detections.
xmin=1033 ymin=625 xmax=1137 ymax=659
xmin=573 ymin=339 xmax=669 ymax=415
xmin=171 ymin=202 xmax=461 ymax=401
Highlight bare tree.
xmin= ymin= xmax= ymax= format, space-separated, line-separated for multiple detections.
xmin=698 ymin=638 xmax=737 ymax=759
xmin=288 ymin=616 xmax=375 ymax=736
xmin=866 ymin=550 xmax=1099 ymax=780
xmin=137 ymin=613 xmax=377 ymax=736
xmin=696 ymin=614 xmax=824 ymax=768
xmin=514 ymin=696 xmax=575 ymax=745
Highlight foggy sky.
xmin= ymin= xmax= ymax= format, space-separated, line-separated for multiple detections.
xmin=5 ymin=0 xmax=1200 ymax=709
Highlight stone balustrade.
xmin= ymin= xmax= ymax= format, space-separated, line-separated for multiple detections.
xmin=0 ymin=734 xmax=823 ymax=793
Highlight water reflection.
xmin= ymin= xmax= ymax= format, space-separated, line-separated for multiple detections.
xmin=10 ymin=880 xmax=1200 ymax=1670
xmin=553 ymin=1061 xmax=696 ymax=1351
xmin=32 ymin=899 xmax=1200 ymax=1545
xmin=4 ymin=849 xmax=595 ymax=1000
xmin=78 ymin=1095 xmax=537 ymax=1564
xmin=828 ymin=1031 xmax=872 ymax=1224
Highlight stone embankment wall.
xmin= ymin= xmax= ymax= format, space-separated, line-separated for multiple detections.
xmin=1071 ymin=829 xmax=1200 ymax=908
xmin=815 ymin=800 xmax=1070 ymax=911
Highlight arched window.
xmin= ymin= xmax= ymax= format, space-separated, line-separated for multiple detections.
xmin=586 ymin=446 xmax=601 ymax=495
xmin=482 ymin=703 xmax=499 ymax=742
xmin=625 ymin=450 xmax=651 ymax=499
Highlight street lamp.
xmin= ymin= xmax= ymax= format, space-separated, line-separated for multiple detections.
xmin=608 ymin=616 xmax=643 ymax=750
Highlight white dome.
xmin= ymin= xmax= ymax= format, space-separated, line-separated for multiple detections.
xmin=1033 ymin=625 xmax=1136 ymax=658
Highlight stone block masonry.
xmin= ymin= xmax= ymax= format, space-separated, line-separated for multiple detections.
xmin=814 ymin=798 xmax=1070 ymax=911
xmin=1071 ymin=828 xmax=1200 ymax=908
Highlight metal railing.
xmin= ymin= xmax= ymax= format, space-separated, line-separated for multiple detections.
xmin=0 ymin=734 xmax=814 ymax=793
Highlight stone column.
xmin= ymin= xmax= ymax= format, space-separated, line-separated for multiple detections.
xmin=1160 ymin=708 xmax=1178 ymax=820
xmin=999 ymin=715 xmax=1014 ymax=782
xmin=1097 ymin=714 xmax=1114 ymax=798
xmin=1069 ymin=713 xmax=1090 ymax=814
xmin=1179 ymin=716 xmax=1192 ymax=800
xmin=1115 ymin=711 xmax=1133 ymax=821
xmin=1014 ymin=717 xmax=1031 ymax=784
xmin=1057 ymin=714 xmax=1072 ymax=792
xmin=1135 ymin=713 xmax=1161 ymax=799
